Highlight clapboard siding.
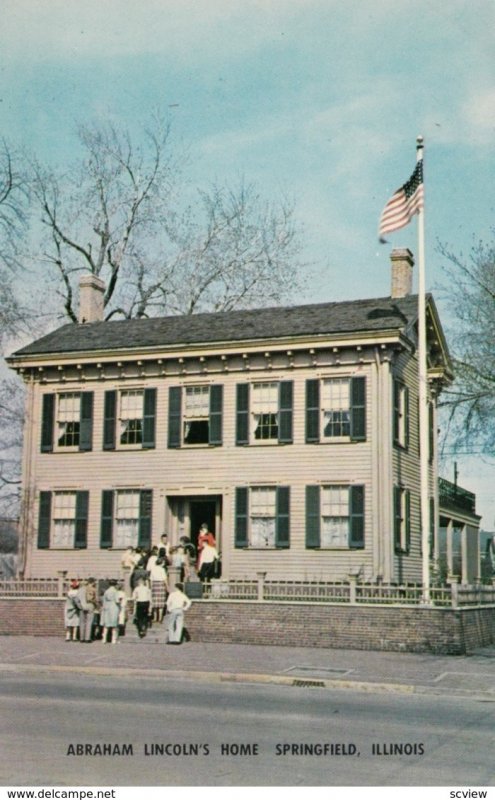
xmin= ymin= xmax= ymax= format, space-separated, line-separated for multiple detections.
xmin=26 ymin=365 xmax=378 ymax=579
xmin=390 ymin=350 xmax=436 ymax=582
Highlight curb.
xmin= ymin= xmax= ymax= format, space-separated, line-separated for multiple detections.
xmin=2 ymin=661 xmax=494 ymax=701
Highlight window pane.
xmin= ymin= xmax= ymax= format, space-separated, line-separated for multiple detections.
xmin=249 ymin=488 xmax=276 ymax=547
xmin=320 ymin=486 xmax=349 ymax=547
xmin=252 ymin=383 xmax=278 ymax=413
xmin=115 ymin=490 xmax=140 ymax=517
xmin=250 ymin=517 xmax=276 ymax=547
xmin=120 ymin=390 xmax=143 ymax=420
xmin=115 ymin=519 xmax=139 ymax=548
xmin=251 ymin=487 xmax=276 ymax=515
xmin=184 ymin=386 xmax=209 ymax=417
xmin=52 ymin=492 xmax=76 ymax=548
xmin=57 ymin=394 xmax=81 ymax=447
xmin=322 ymin=379 xmax=350 ymax=437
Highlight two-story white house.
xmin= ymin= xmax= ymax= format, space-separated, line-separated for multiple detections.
xmin=7 ymin=248 xmax=480 ymax=584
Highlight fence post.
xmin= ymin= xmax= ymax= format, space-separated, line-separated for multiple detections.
xmin=256 ymin=571 xmax=267 ymax=602
xmin=448 ymin=575 xmax=459 ymax=608
xmin=348 ymin=573 xmax=358 ymax=604
xmin=56 ymin=570 xmax=67 ymax=598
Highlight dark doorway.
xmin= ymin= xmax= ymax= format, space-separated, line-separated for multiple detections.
xmin=189 ymin=500 xmax=217 ymax=550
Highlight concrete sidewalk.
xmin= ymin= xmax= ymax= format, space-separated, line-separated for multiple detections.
xmin=1 ymin=634 xmax=495 ymax=700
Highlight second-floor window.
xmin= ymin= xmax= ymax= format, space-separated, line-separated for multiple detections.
xmin=103 ymin=388 xmax=156 ymax=450
xmin=306 ymin=376 xmax=366 ymax=443
xmin=393 ymin=380 xmax=409 ymax=449
xmin=168 ymin=385 xmax=223 ymax=447
xmin=41 ymin=392 xmax=93 ymax=452
xmin=57 ymin=393 xmax=81 ymax=447
xmin=120 ymin=390 xmax=144 ymax=445
xmin=236 ymin=381 xmax=293 ymax=445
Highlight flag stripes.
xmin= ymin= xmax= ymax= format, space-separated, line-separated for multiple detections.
xmin=379 ymin=160 xmax=424 ymax=240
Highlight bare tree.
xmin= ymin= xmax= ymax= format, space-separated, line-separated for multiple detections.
xmin=30 ymin=116 xmax=303 ymax=321
xmin=1 ymin=116 xmax=305 ymax=519
xmin=0 ymin=141 xmax=31 ymax=520
xmin=438 ymin=233 xmax=495 ymax=453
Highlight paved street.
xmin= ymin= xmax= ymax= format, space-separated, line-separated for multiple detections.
xmin=1 ymin=635 xmax=495 ymax=699
xmin=1 ymin=670 xmax=494 ymax=786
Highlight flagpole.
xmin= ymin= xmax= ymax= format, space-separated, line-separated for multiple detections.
xmin=416 ymin=135 xmax=430 ymax=602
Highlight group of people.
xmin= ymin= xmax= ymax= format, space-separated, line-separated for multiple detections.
xmin=64 ymin=577 xmax=127 ymax=644
xmin=64 ymin=524 xmax=219 ymax=645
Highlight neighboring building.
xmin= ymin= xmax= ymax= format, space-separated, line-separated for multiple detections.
xmin=7 ymin=249 xmax=480 ymax=583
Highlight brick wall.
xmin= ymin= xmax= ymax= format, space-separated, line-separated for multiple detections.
xmin=1 ymin=599 xmax=494 ymax=654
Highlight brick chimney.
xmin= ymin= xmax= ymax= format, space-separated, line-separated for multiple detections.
xmin=79 ymin=274 xmax=105 ymax=323
xmin=390 ymin=248 xmax=414 ymax=298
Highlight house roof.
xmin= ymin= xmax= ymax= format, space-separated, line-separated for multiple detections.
xmin=12 ymin=294 xmax=424 ymax=358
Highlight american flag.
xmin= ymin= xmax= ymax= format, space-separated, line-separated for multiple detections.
xmin=378 ymin=159 xmax=424 ymax=241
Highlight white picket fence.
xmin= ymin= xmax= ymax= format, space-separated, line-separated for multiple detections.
xmin=2 ymin=576 xmax=494 ymax=608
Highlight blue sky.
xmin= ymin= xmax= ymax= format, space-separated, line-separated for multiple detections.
xmin=1 ymin=0 xmax=494 ymax=523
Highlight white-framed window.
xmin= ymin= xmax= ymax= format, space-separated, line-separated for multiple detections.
xmin=252 ymin=382 xmax=279 ymax=441
xmin=184 ymin=385 xmax=210 ymax=444
xmin=250 ymin=486 xmax=277 ymax=547
xmin=120 ymin=390 xmax=144 ymax=446
xmin=393 ymin=381 xmax=409 ymax=448
xmin=321 ymin=379 xmax=351 ymax=438
xmin=305 ymin=484 xmax=365 ymax=549
xmin=57 ymin=393 xmax=81 ymax=447
xmin=52 ymin=491 xmax=77 ymax=548
xmin=320 ymin=485 xmax=350 ymax=548
xmin=114 ymin=490 xmax=141 ymax=548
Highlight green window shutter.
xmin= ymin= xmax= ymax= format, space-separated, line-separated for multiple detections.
xmin=74 ymin=491 xmax=89 ymax=549
xmin=142 ymin=388 xmax=157 ymax=449
xmin=236 ymin=384 xmax=250 ymax=445
xmin=103 ymin=391 xmax=116 ymax=451
xmin=100 ymin=490 xmax=114 ymax=549
xmin=37 ymin=491 xmax=52 ymax=549
xmin=235 ymin=487 xmax=249 ymax=548
xmin=405 ymin=489 xmax=411 ymax=554
xmin=168 ymin=386 xmax=182 ymax=448
xmin=40 ymin=394 xmax=55 ymax=453
xmin=350 ymin=376 xmax=366 ymax=441
xmin=79 ymin=392 xmax=94 ymax=452
xmin=393 ymin=486 xmax=401 ymax=552
xmin=209 ymin=384 xmax=223 ymax=445
xmin=349 ymin=485 xmax=365 ymax=548
xmin=404 ymin=387 xmax=410 ymax=450
xmin=305 ymin=380 xmax=320 ymax=443
xmin=278 ymin=381 xmax=293 ymax=444
xmin=275 ymin=486 xmax=290 ymax=548
xmin=305 ymin=485 xmax=321 ymax=548
xmin=138 ymin=490 xmax=153 ymax=549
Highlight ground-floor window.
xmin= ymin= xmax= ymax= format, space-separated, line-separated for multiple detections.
xmin=100 ymin=489 xmax=152 ymax=550
xmin=306 ymin=484 xmax=365 ymax=549
xmin=37 ymin=490 xmax=88 ymax=549
xmin=234 ymin=486 xmax=290 ymax=549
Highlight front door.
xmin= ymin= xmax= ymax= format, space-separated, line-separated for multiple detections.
xmin=189 ymin=500 xmax=217 ymax=551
